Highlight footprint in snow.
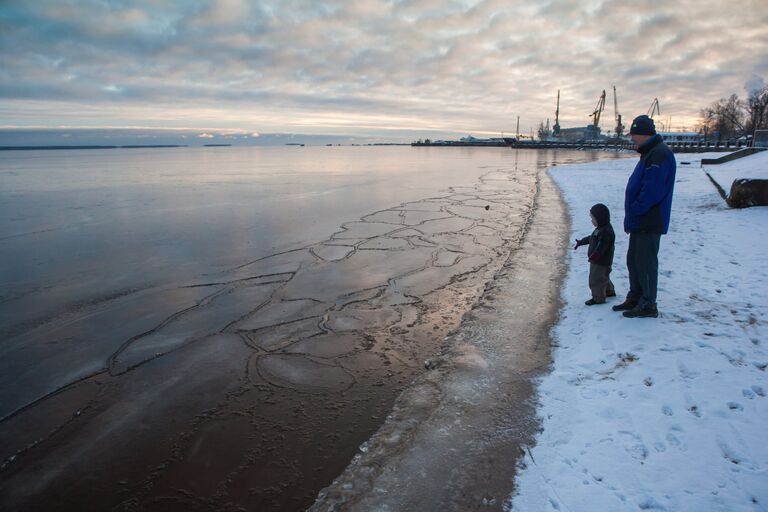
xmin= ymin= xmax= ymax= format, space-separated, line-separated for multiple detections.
xmin=661 ymin=405 xmax=673 ymax=416
xmin=638 ymin=496 xmax=670 ymax=510
xmin=619 ymin=431 xmax=648 ymax=461
xmin=717 ymin=434 xmax=755 ymax=469
xmin=666 ymin=432 xmax=681 ymax=447
xmin=677 ymin=360 xmax=700 ymax=380
xmin=618 ymin=352 xmax=638 ymax=366
xmin=752 ymin=385 xmax=765 ymax=397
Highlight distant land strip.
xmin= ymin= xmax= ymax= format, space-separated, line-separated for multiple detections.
xmin=0 ymin=145 xmax=189 ymax=150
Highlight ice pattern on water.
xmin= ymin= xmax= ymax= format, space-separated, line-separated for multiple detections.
xmin=3 ymin=147 xmax=613 ymax=510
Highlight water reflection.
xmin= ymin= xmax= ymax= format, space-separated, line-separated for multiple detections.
xmin=0 ymin=146 xmax=633 ymax=512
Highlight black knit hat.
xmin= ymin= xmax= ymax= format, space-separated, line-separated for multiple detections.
xmin=629 ymin=115 xmax=656 ymax=136
xmin=590 ymin=203 xmax=610 ymax=227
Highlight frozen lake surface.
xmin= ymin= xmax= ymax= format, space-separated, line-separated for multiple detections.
xmin=0 ymin=146 xmax=625 ymax=511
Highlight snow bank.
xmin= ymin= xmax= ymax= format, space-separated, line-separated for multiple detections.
xmin=510 ymin=151 xmax=768 ymax=511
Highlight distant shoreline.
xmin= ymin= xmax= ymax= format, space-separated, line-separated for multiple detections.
xmin=0 ymin=145 xmax=188 ymax=151
xmin=0 ymin=143 xmax=411 ymax=150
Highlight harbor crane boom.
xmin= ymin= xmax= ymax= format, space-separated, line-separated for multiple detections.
xmin=613 ymin=85 xmax=624 ymax=138
xmin=590 ymin=90 xmax=606 ymax=128
xmin=553 ymin=90 xmax=561 ymax=137
xmin=647 ymin=97 xmax=660 ymax=119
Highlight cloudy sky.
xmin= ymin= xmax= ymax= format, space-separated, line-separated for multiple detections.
xmin=1 ymin=0 xmax=767 ymax=144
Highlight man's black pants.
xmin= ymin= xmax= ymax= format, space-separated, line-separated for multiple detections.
xmin=626 ymin=232 xmax=661 ymax=308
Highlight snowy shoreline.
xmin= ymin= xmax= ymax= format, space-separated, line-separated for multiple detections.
xmin=510 ymin=151 xmax=768 ymax=511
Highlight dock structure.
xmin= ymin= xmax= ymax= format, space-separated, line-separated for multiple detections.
xmin=411 ymin=139 xmax=752 ymax=153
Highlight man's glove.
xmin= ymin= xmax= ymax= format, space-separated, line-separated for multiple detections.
xmin=573 ymin=239 xmax=585 ymax=250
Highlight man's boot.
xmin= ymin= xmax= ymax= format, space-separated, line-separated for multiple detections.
xmin=623 ymin=304 xmax=659 ymax=318
xmin=612 ymin=299 xmax=637 ymax=312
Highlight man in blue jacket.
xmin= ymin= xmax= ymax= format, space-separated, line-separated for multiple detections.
xmin=612 ymin=115 xmax=676 ymax=318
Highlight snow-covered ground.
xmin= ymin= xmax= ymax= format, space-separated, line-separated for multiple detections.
xmin=510 ymin=150 xmax=768 ymax=511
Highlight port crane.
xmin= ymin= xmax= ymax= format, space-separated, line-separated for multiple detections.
xmin=613 ymin=85 xmax=624 ymax=138
xmin=647 ymin=97 xmax=660 ymax=119
xmin=590 ymin=90 xmax=606 ymax=128
xmin=553 ymin=90 xmax=561 ymax=138
xmin=586 ymin=90 xmax=606 ymax=140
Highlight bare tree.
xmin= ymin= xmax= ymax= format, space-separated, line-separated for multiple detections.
xmin=698 ymin=94 xmax=746 ymax=141
xmin=537 ymin=120 xmax=551 ymax=141
xmin=698 ymin=107 xmax=716 ymax=142
xmin=745 ymin=85 xmax=768 ymax=135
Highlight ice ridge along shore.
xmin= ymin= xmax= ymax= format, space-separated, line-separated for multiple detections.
xmin=311 ymin=166 xmax=572 ymax=511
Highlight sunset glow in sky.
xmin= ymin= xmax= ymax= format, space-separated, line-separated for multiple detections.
xmin=1 ymin=0 xmax=767 ymax=143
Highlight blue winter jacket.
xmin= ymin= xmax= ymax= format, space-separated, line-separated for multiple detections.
xmin=624 ymin=135 xmax=676 ymax=234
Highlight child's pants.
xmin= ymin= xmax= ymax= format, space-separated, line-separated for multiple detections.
xmin=589 ymin=263 xmax=615 ymax=302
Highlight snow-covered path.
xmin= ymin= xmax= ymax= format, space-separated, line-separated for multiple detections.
xmin=511 ymin=151 xmax=768 ymax=511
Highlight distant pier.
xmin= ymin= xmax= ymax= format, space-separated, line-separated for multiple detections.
xmin=411 ymin=140 xmax=751 ymax=153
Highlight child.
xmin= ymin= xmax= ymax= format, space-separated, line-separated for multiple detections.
xmin=574 ymin=203 xmax=616 ymax=305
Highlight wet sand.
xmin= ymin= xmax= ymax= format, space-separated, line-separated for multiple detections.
xmin=0 ymin=149 xmax=611 ymax=511
xmin=310 ymin=167 xmax=568 ymax=511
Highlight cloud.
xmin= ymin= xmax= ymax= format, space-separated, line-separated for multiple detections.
xmin=0 ymin=0 xmax=766 ymax=136
xmin=745 ymin=75 xmax=765 ymax=95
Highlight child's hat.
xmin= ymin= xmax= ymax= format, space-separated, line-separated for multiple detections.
xmin=590 ymin=203 xmax=610 ymax=226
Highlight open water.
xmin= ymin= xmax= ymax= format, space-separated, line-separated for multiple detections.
xmin=0 ymin=145 xmax=624 ymax=511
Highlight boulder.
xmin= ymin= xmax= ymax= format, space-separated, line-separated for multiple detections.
xmin=727 ymin=179 xmax=768 ymax=208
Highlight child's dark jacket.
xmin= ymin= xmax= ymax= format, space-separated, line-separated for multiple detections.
xmin=576 ymin=204 xmax=615 ymax=266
